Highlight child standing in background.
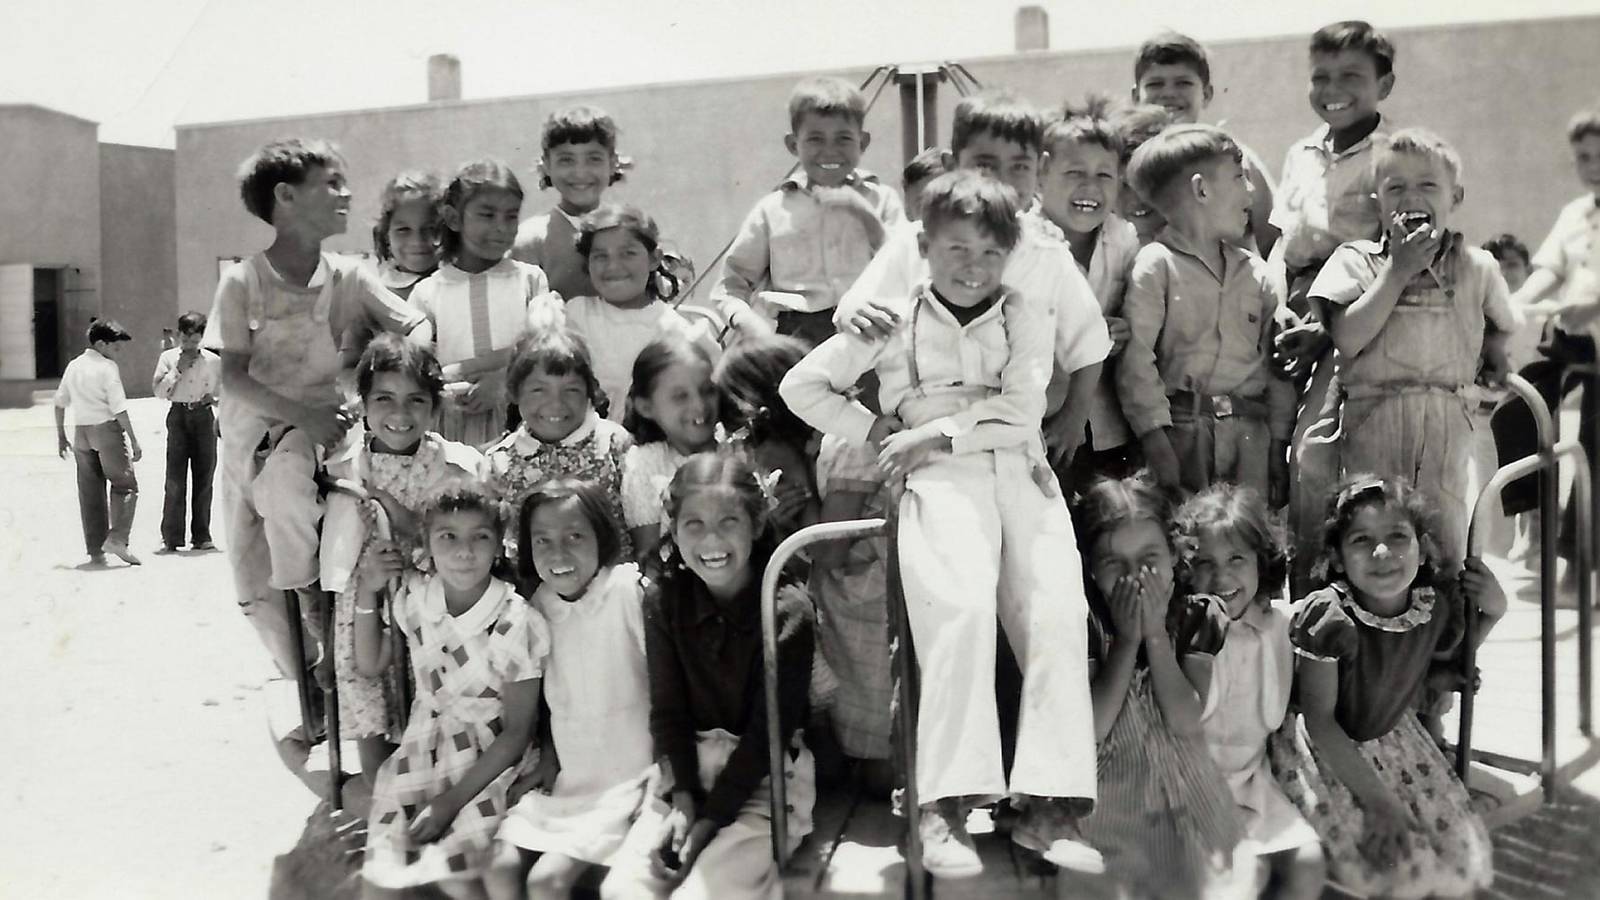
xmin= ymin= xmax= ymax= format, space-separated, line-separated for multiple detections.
xmin=901 ymin=147 xmax=947 ymax=223
xmin=57 ymin=318 xmax=143 ymax=567
xmin=514 ymin=106 xmax=628 ymax=301
xmin=409 ymin=159 xmax=563 ymax=447
xmin=620 ymin=335 xmax=722 ymax=557
xmin=152 ymin=311 xmax=221 ymax=554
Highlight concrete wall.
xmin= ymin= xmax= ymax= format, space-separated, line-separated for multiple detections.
xmin=176 ymin=14 xmax=1600 ymax=313
xmin=100 ymin=144 xmax=177 ymax=396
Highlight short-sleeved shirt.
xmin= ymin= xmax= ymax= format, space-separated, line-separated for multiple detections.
xmin=513 ymin=209 xmax=590 ymax=302
xmin=1270 ymin=122 xmax=1389 ymax=272
xmin=54 ymin=348 xmax=127 ymax=426
xmin=408 ymin=259 xmax=556 ymax=367
xmin=1289 ymin=580 xmax=1464 ymax=742
xmin=1531 ymin=193 xmax=1600 ymax=340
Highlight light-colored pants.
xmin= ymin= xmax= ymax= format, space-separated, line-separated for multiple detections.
xmin=1466 ymin=408 xmax=1513 ymax=557
xmin=1342 ymin=391 xmax=1473 ymax=568
xmin=896 ymin=449 xmax=1096 ymax=804
xmin=72 ymin=420 xmax=138 ymax=554
xmin=1170 ymin=408 xmax=1272 ymax=499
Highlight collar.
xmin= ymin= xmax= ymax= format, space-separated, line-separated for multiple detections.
xmin=537 ymin=563 xmax=638 ymax=621
xmin=263 ymin=253 xmax=331 ymax=289
xmin=421 ymin=574 xmax=515 ymax=634
xmin=1157 ymin=227 xmax=1245 ymax=282
xmin=512 ymin=408 xmax=599 ymax=453
xmin=1299 ymin=120 xmax=1384 ymax=159
xmin=910 ymin=281 xmax=1010 ymax=329
xmin=683 ymin=572 xmax=760 ymax=629
xmin=440 ymin=258 xmax=516 ymax=281
xmin=553 ymin=205 xmax=585 ymax=230
xmin=780 ymin=168 xmax=877 ymax=192
xmin=1331 ymin=580 xmax=1437 ymax=632
xmin=84 ymin=347 xmax=110 ymax=363
xmin=377 ymin=260 xmax=431 ymax=290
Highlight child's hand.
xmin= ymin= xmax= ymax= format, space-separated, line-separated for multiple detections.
xmin=1360 ymin=797 xmax=1416 ymax=867
xmin=360 ymin=539 xmax=406 ymax=584
xmin=671 ymin=820 xmax=718 ymax=882
xmin=1461 ymin=556 xmax=1508 ymax=622
xmin=1104 ymin=316 xmax=1131 ymax=356
xmin=1043 ymin=407 xmax=1085 ymax=469
xmin=295 ymin=404 xmax=352 ymax=447
xmin=1107 ymin=570 xmax=1144 ymax=640
xmin=369 ymin=487 xmax=420 ymax=544
xmin=1478 ymin=334 xmax=1512 ymax=388
xmin=57 ymin=434 xmax=71 ymax=459
xmin=651 ymin=791 xmax=696 ymax=880
xmin=840 ymin=299 xmax=902 ymax=340
xmin=1273 ymin=321 xmax=1330 ymax=379
xmin=1135 ymin=566 xmax=1170 ymax=642
xmin=1386 ymin=213 xmax=1444 ymax=280
xmin=510 ymin=751 xmax=561 ymax=803
xmin=865 ymin=414 xmax=905 ymax=450
xmin=1140 ymin=429 xmax=1181 ymax=490
xmin=877 ymin=423 xmax=949 ymax=480
xmin=408 ymin=792 xmax=464 ymax=844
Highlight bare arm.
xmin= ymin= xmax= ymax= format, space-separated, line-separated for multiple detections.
xmin=1145 ymin=630 xmax=1206 ymax=737
xmin=1299 ymin=658 xmax=1395 ymax=811
xmin=353 ymin=582 xmax=392 ymax=677
xmin=1090 ymin=635 xmax=1140 ymax=743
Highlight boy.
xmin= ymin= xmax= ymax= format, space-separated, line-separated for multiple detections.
xmin=1492 ymin=108 xmax=1600 ymax=582
xmin=205 ymin=138 xmax=430 ymax=681
xmin=1132 ymin=31 xmax=1279 ymax=256
xmin=711 ymin=76 xmax=906 ymax=345
xmin=1117 ymin=124 xmax=1295 ymax=502
xmin=151 ymin=311 xmax=220 ymax=553
xmin=1314 ymin=129 xmax=1517 ymax=567
xmin=1464 ymin=235 xmax=1536 ymax=556
xmin=781 ymin=171 xmax=1099 ymax=880
xmin=833 ymin=91 xmax=1111 ymax=470
xmin=55 ymin=318 xmax=143 ymax=567
xmin=1111 ymin=104 xmax=1175 ymax=245
xmin=513 ymin=106 xmax=625 ymax=301
xmin=901 ymin=145 xmax=947 ymax=222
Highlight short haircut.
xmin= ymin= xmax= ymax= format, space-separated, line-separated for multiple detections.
xmin=236 ymin=138 xmax=345 ymax=225
xmin=372 ymin=170 xmax=444 ymax=262
xmin=951 ymin=90 xmax=1044 ymax=157
xmin=1567 ymin=108 xmax=1600 ymax=144
xmin=1373 ymin=128 xmax=1463 ymax=185
xmin=1134 ymin=31 xmax=1211 ymax=86
xmin=176 ymin=312 xmax=207 ymax=335
xmin=1111 ymin=103 xmax=1175 ymax=165
xmin=902 ymin=146 xmax=948 ymax=191
xmin=919 ymin=170 xmax=1023 ymax=251
xmin=1482 ymin=233 xmax=1531 ymax=268
xmin=87 ymin=318 xmax=132 ymax=345
xmin=1044 ymin=94 xmax=1124 ymax=160
xmin=788 ymin=76 xmax=867 ymax=131
xmin=1125 ymin=123 xmax=1241 ymax=211
xmin=356 ymin=332 xmax=446 ymax=405
xmin=1310 ymin=20 xmax=1395 ymax=78
xmin=541 ymin=105 xmax=619 ymax=152
xmin=440 ymin=159 xmax=523 ymax=261
xmin=505 ymin=327 xmax=607 ymax=418
xmin=516 ymin=477 xmax=625 ymax=590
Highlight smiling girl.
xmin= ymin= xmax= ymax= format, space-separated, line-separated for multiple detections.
xmin=513 ymin=106 xmax=628 ymax=302
xmin=620 ymin=335 xmax=721 ymax=558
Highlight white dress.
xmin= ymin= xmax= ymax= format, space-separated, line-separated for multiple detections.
xmin=498 ymin=564 xmax=655 ymax=864
xmin=621 ymin=442 xmax=688 ymax=537
xmin=564 ymin=296 xmax=716 ymax=422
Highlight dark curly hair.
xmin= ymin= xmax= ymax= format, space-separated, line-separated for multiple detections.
xmin=575 ymin=204 xmax=680 ymax=301
xmin=1313 ymin=473 xmax=1445 ymax=583
xmin=1172 ymin=482 xmax=1289 ymax=600
xmin=356 ymin=333 xmax=446 ymax=406
xmin=713 ymin=334 xmax=813 ymax=449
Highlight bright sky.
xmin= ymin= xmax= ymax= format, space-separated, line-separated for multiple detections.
xmin=6 ymin=0 xmax=1594 ymax=147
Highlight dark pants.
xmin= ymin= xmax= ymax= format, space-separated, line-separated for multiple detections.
xmin=1492 ymin=327 xmax=1597 ymax=557
xmin=161 ymin=404 xmax=217 ymax=547
xmin=74 ymin=420 xmax=138 ymax=555
xmin=1060 ymin=436 xmax=1144 ymax=500
xmin=776 ymin=309 xmax=838 ymax=348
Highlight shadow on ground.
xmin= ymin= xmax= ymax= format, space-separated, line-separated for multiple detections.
xmin=1487 ymin=790 xmax=1600 ymax=898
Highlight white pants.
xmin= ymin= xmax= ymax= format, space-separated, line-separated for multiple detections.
xmin=896 ymin=449 xmax=1096 ymax=804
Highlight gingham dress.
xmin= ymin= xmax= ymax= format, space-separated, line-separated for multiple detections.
xmin=362 ymin=574 xmax=549 ymax=888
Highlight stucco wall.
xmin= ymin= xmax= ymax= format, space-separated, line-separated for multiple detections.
xmin=100 ymin=144 xmax=177 ymax=396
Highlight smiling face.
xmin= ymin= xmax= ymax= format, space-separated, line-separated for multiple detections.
xmin=386 ymin=197 xmax=441 ymax=275
xmin=526 ymin=496 xmax=602 ymax=598
xmin=674 ymin=487 xmax=759 ymax=600
xmin=515 ymin=366 xmax=591 ymax=442
xmin=288 ymin=163 xmax=352 ymax=239
xmin=1118 ymin=172 xmax=1167 ymax=243
xmin=364 ymin=370 xmax=435 ymax=453
xmin=920 ymin=218 xmax=1009 ymax=308
xmin=786 ymin=111 xmax=867 ymax=188
xmin=427 ymin=508 xmax=499 ymax=598
xmin=1374 ymin=150 xmax=1458 ymax=236
xmin=1041 ymin=139 xmax=1121 ymax=236
xmin=1088 ymin=517 xmax=1176 ymax=604
xmin=1308 ymin=49 xmax=1392 ymax=132
xmin=955 ymin=133 xmax=1040 ymax=201
xmin=1336 ymin=502 xmax=1422 ymax=609
xmin=635 ymin=360 xmax=718 ymax=454
xmin=544 ymin=140 xmax=615 ymax=215
xmin=587 ymin=226 xmax=657 ymax=309
xmin=451 ymin=186 xmax=521 ymax=270
xmin=1186 ymin=527 xmax=1260 ymax=618
xmin=1134 ymin=62 xmax=1212 ymax=125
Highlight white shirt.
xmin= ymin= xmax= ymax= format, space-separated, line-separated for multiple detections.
xmin=564 ymin=296 xmax=716 ymax=421
xmin=54 ymin=348 xmax=127 ymax=427
xmin=151 ymin=347 xmax=222 ymax=404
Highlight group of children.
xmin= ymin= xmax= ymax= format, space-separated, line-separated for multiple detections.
xmin=157 ymin=14 xmax=1600 ymax=900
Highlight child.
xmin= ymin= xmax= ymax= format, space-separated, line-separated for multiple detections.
xmin=783 ymin=171 xmax=1099 ymax=879
xmin=55 ymin=318 xmax=143 ymax=566
xmin=1038 ymin=97 xmax=1142 ymax=486
xmin=1111 ymin=103 xmax=1176 ymax=246
xmin=1314 ymin=129 xmax=1518 ymax=567
xmin=513 ymin=106 xmax=627 ymax=301
xmin=712 ymin=76 xmax=906 ymax=345
xmin=1117 ymin=124 xmax=1295 ymax=503
xmin=319 ymin=334 xmax=484 ymax=782
xmin=356 ymin=483 xmax=548 ymax=897
xmin=1174 ymin=484 xmax=1325 ymax=899
xmin=1072 ymin=474 xmax=1245 ymax=898
xmin=1268 ymin=474 xmax=1502 ymax=897
xmin=205 ymin=138 xmax=429 ymax=680
xmin=373 ymin=171 xmax=444 ymax=299
xmin=620 ymin=335 xmax=721 ymax=557
xmin=564 ymin=204 xmax=719 ymax=419
xmin=901 ymin=146 xmax=947 ymax=222
xmin=602 ymin=451 xmax=816 ymax=899
xmin=488 ymin=479 xmax=654 ymax=899
xmin=480 ymin=329 xmax=633 ymax=561
xmin=1132 ymin=31 xmax=1279 ymax=257
xmin=409 ymin=159 xmax=563 ymax=448
xmin=151 ymin=311 xmax=220 ymax=554
xmin=714 ymin=333 xmax=819 ymax=542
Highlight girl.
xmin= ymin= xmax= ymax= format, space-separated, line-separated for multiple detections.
xmin=321 ymin=334 xmax=484 ymax=782
xmin=713 ymin=334 xmax=819 ymax=543
xmin=620 ymin=335 xmax=720 ymax=557
xmin=487 ymin=479 xmax=654 ymax=900
xmin=356 ymin=484 xmax=549 ymax=899
xmin=480 ymin=329 xmax=633 ymax=562
xmin=564 ymin=204 xmax=718 ymax=420
xmin=513 ymin=106 xmax=629 ymax=302
xmin=409 ymin=159 xmax=564 ymax=447
xmin=373 ymin=171 xmax=444 ymax=300
xmin=602 ymin=451 xmax=815 ymax=900
xmin=1074 ymin=473 xmax=1247 ymax=899
xmin=1268 ymin=474 xmax=1503 ymax=897
xmin=1173 ymin=484 xmax=1325 ymax=899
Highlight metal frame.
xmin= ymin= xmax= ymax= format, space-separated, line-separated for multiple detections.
xmin=284 ymin=587 xmax=344 ymax=810
xmin=1559 ymin=363 xmax=1599 ymax=737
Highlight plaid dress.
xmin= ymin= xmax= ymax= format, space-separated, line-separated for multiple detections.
xmin=362 ymin=574 xmax=549 ymax=889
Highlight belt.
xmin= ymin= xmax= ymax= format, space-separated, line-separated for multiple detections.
xmin=1169 ymin=390 xmax=1269 ymax=421
xmin=171 ymin=399 xmax=212 ymax=410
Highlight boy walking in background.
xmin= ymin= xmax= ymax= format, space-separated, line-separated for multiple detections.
xmin=55 ymin=318 xmax=143 ymax=567
xmin=151 ymin=311 xmax=221 ymax=553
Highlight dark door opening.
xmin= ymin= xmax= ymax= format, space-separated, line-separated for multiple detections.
xmin=32 ymin=267 xmax=61 ymax=378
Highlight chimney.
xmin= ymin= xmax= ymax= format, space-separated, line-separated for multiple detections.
xmin=428 ymin=54 xmax=461 ymax=102
xmin=1015 ymin=6 xmax=1049 ymax=52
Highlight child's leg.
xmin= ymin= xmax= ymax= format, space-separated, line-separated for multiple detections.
xmin=1167 ymin=414 xmax=1215 ymax=494
xmin=483 ymin=842 xmax=535 ymax=900
xmin=87 ymin=420 xmax=140 ymax=550
xmin=160 ymin=407 xmax=190 ymax=548
xmin=192 ymin=408 xmax=218 ymax=546
xmin=357 ymin=736 xmax=395 ymax=785
xmin=251 ymin=427 xmax=323 ymax=591
xmin=71 ymin=426 xmax=110 ymax=556
xmin=1217 ymin=416 xmax=1273 ymax=502
xmin=525 ymin=852 xmax=589 ymax=900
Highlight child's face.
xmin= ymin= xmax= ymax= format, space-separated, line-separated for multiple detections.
xmin=516 ymin=367 xmax=590 ymax=442
xmin=544 ymin=140 xmax=614 ymax=213
xmin=955 ymin=133 xmax=1040 ymax=202
xmin=364 ymin=370 xmax=435 ymax=453
xmin=636 ymin=360 xmax=718 ymax=454
xmin=1118 ymin=173 xmax=1167 ymax=243
xmin=285 ymin=163 xmax=352 ymax=239
xmin=1186 ymin=527 xmax=1260 ymax=619
xmin=1375 ymin=151 xmax=1459 ymax=237
xmin=1199 ymin=156 xmax=1253 ymax=242
xmin=453 ymin=187 xmax=521 ymax=266
xmin=919 ymin=219 xmax=1009 ymax=308
xmin=1040 ymin=139 xmax=1121 ymax=236
xmin=1336 ymin=502 xmax=1422 ymax=607
xmin=386 ymin=198 xmax=441 ymax=275
xmin=177 ymin=330 xmax=204 ymax=353
xmin=786 ymin=112 xmax=868 ymax=188
xmin=674 ymin=487 xmax=758 ymax=600
xmin=526 ymin=497 xmax=601 ymax=598
xmin=1497 ymin=254 xmax=1530 ymax=292
xmin=1572 ymin=133 xmax=1600 ymax=195
xmin=1088 ymin=517 xmax=1175 ymax=603
xmin=428 ymin=509 xmax=499 ymax=595
xmin=588 ymin=226 xmax=657 ymax=309
xmin=1134 ymin=63 xmax=1212 ymax=125
xmin=1308 ymin=50 xmax=1392 ymax=132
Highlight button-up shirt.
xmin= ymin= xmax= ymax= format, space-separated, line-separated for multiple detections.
xmin=1270 ymin=121 xmax=1389 ymax=271
xmin=1076 ymin=215 xmax=1141 ymax=450
xmin=151 ymin=347 xmax=221 ymax=403
xmin=54 ymin=347 xmax=127 ymax=427
xmin=1532 ymin=193 xmax=1600 ymax=340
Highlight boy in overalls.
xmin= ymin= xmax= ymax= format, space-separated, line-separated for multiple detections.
xmin=204 ymin=139 xmax=431 ymax=682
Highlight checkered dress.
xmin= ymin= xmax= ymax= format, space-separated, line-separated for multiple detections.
xmin=362 ymin=574 xmax=549 ymax=889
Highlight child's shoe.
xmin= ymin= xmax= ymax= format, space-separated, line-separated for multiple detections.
xmin=918 ymin=798 xmax=982 ymax=879
xmin=102 ymin=539 xmax=142 ymax=566
xmin=1011 ymin=796 xmax=1105 ymax=874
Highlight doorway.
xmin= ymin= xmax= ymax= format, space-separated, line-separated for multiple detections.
xmin=32 ymin=267 xmax=62 ymax=378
